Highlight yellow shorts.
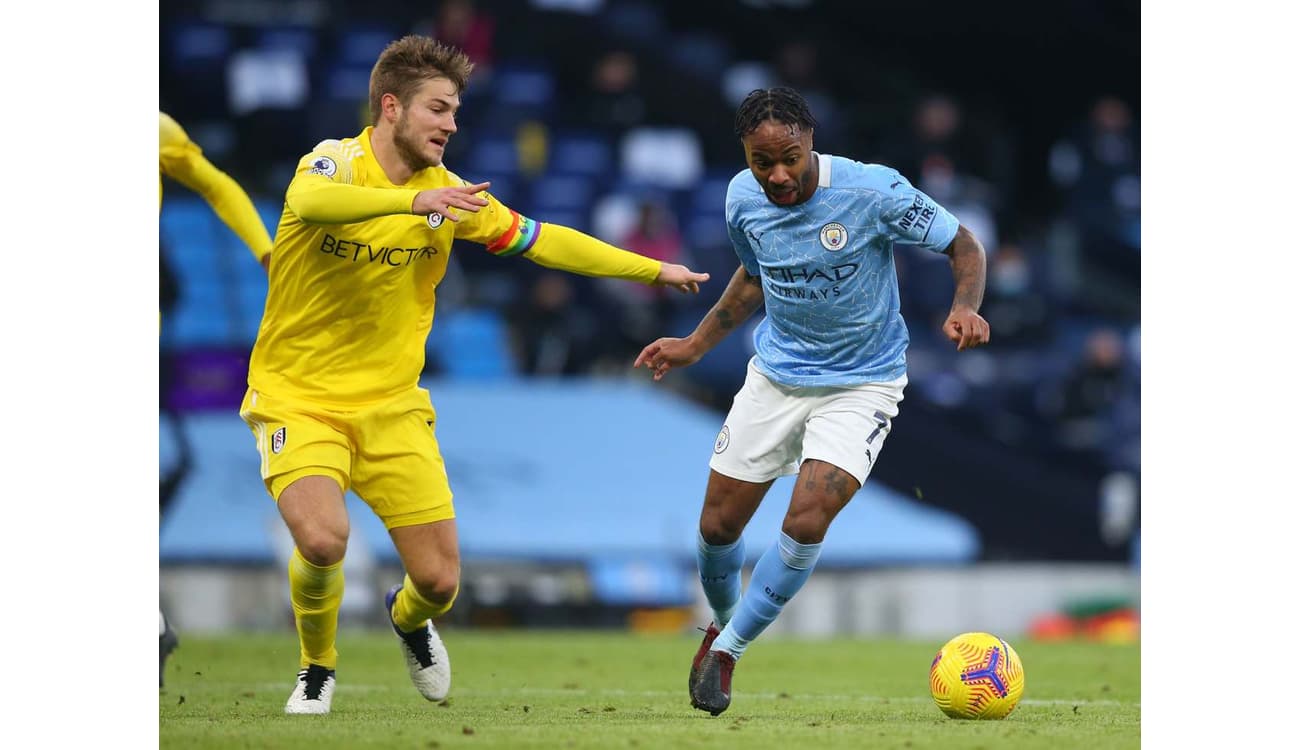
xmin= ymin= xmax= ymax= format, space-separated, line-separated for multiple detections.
xmin=239 ymin=387 xmax=455 ymax=529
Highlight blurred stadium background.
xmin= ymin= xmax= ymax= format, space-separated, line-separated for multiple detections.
xmin=159 ymin=0 xmax=1139 ymax=645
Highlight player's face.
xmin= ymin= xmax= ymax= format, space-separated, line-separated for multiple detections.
xmin=742 ymin=120 xmax=817 ymax=206
xmin=393 ymin=76 xmax=461 ymax=169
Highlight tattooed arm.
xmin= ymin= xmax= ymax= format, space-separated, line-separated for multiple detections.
xmin=633 ymin=265 xmax=765 ymax=381
xmin=941 ymin=225 xmax=991 ymax=351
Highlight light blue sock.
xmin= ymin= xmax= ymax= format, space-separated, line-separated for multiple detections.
xmin=712 ymin=532 xmax=821 ymax=660
xmin=696 ymin=531 xmax=745 ymax=627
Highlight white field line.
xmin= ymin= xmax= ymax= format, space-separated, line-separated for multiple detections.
xmin=239 ymin=683 xmax=1135 ymax=706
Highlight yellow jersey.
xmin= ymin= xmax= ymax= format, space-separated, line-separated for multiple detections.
xmin=158 ymin=112 xmax=273 ymax=265
xmin=247 ymin=126 xmax=660 ymax=407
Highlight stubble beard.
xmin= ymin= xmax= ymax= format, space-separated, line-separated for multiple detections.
xmin=393 ymin=113 xmax=440 ymax=171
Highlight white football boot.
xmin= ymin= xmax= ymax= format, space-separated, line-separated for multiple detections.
xmin=385 ymin=584 xmax=452 ymax=701
xmin=284 ymin=664 xmax=336 ymax=714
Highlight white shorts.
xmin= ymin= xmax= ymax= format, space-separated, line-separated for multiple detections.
xmin=708 ymin=358 xmax=907 ymax=487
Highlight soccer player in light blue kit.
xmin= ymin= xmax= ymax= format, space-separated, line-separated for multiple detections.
xmin=635 ymin=88 xmax=991 ymax=715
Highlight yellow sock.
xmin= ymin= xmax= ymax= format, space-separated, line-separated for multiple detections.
xmin=391 ymin=573 xmax=458 ymax=633
xmin=288 ymin=548 xmax=344 ymax=669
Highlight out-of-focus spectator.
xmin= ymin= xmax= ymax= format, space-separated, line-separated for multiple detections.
xmin=419 ymin=0 xmax=497 ymax=79
xmin=774 ymin=40 xmax=846 ymax=152
xmin=597 ymin=199 xmax=691 ymax=364
xmin=1049 ymin=95 xmax=1140 ymax=243
xmin=1039 ymin=328 xmax=1129 ymax=459
xmin=980 ymin=241 xmax=1054 ymax=347
xmin=883 ymin=93 xmax=1015 ymax=207
xmin=917 ymin=152 xmax=999 ymax=253
xmin=506 ymin=272 xmax=603 ymax=375
xmin=582 ymin=49 xmax=646 ymax=134
xmin=1047 ymin=95 xmax=1140 ymax=316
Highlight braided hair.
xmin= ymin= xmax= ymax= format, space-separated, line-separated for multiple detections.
xmin=734 ymin=87 xmax=818 ymax=139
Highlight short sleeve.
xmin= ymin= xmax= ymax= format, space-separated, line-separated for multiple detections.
xmin=878 ymin=172 xmax=960 ymax=253
xmin=725 ymin=183 xmax=761 ymax=276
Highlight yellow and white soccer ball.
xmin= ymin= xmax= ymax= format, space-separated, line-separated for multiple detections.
xmin=929 ymin=632 xmax=1025 ymax=719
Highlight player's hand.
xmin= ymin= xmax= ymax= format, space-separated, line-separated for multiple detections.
xmin=634 ymin=336 xmax=704 ymax=381
xmin=943 ymin=306 xmax=991 ymax=351
xmin=653 ymin=263 xmax=710 ymax=294
xmin=413 ymin=182 xmax=491 ymax=223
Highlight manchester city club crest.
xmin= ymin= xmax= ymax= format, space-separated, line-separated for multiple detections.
xmin=714 ymin=425 xmax=731 ymax=454
xmin=819 ymin=222 xmax=848 ymax=251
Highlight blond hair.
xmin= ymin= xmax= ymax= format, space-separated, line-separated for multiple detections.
xmin=368 ymin=35 xmax=474 ymax=124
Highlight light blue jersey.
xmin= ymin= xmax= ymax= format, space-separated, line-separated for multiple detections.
xmin=726 ymin=153 xmax=960 ymax=387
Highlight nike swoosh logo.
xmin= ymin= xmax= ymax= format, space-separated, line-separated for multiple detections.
xmin=890 ymin=180 xmax=902 ymax=189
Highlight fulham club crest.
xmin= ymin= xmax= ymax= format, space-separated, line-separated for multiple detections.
xmin=427 ymin=213 xmax=444 ymax=229
xmin=271 ymin=427 xmax=286 ymax=454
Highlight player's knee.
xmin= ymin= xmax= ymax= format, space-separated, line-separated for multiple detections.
xmin=699 ymin=512 xmax=745 ymax=546
xmin=781 ymin=509 xmax=830 ymax=545
xmin=296 ymin=530 xmax=348 ymax=566
xmin=408 ymin=568 xmax=460 ymax=606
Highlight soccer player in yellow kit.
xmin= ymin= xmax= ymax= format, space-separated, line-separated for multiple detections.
xmin=239 ymin=35 xmax=710 ymax=714
xmin=158 ymin=111 xmax=274 ymax=688
xmin=159 ymin=112 xmax=273 ymax=269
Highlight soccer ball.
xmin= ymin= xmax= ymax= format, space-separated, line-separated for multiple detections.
xmin=929 ymin=632 xmax=1025 ymax=719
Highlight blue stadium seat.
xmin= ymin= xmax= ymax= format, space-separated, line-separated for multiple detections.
xmin=530 ymin=174 xmax=596 ymax=213
xmin=548 ymin=131 xmax=615 ymax=178
xmin=491 ymin=63 xmax=556 ymax=109
xmin=466 ymin=135 xmax=520 ymax=175
xmin=482 ymin=62 xmax=556 ymax=128
xmin=601 ymin=1 xmax=666 ymax=47
xmin=335 ymin=26 xmax=398 ymax=67
xmin=257 ymin=26 xmax=318 ymax=60
xmin=692 ymin=170 xmax=734 ymax=213
xmin=427 ymin=308 xmax=517 ymax=380
xmin=169 ymin=300 xmax=233 ymax=348
xmin=323 ymin=63 xmax=372 ymax=101
xmin=166 ymin=21 xmax=231 ymax=71
xmin=619 ymin=128 xmax=703 ymax=189
xmin=531 ymin=208 xmax=588 ymax=233
xmin=471 ymin=173 xmax=519 ymax=207
xmin=666 ymin=32 xmax=732 ymax=84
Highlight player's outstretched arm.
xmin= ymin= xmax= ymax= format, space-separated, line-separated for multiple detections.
xmin=161 ymin=113 xmax=273 ymax=271
xmin=288 ymin=179 xmax=490 ymax=226
xmin=651 ymin=263 xmax=710 ymax=294
xmin=522 ymin=223 xmax=709 ymax=289
xmin=634 ymin=265 xmax=764 ymax=381
xmin=941 ymin=224 xmax=991 ymax=351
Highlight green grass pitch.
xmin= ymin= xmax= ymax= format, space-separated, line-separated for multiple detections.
xmin=159 ymin=629 xmax=1139 ymax=749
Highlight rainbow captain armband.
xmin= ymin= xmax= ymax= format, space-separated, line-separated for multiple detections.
xmin=486 ymin=210 xmax=541 ymax=257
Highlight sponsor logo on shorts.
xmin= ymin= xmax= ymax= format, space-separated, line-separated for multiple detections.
xmin=819 ymin=222 xmax=848 ymax=251
xmin=271 ymin=427 xmax=286 ymax=454
xmin=714 ymin=425 xmax=730 ymax=454
xmin=308 ymin=156 xmax=337 ymax=177
xmin=427 ymin=213 xmax=444 ymax=229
